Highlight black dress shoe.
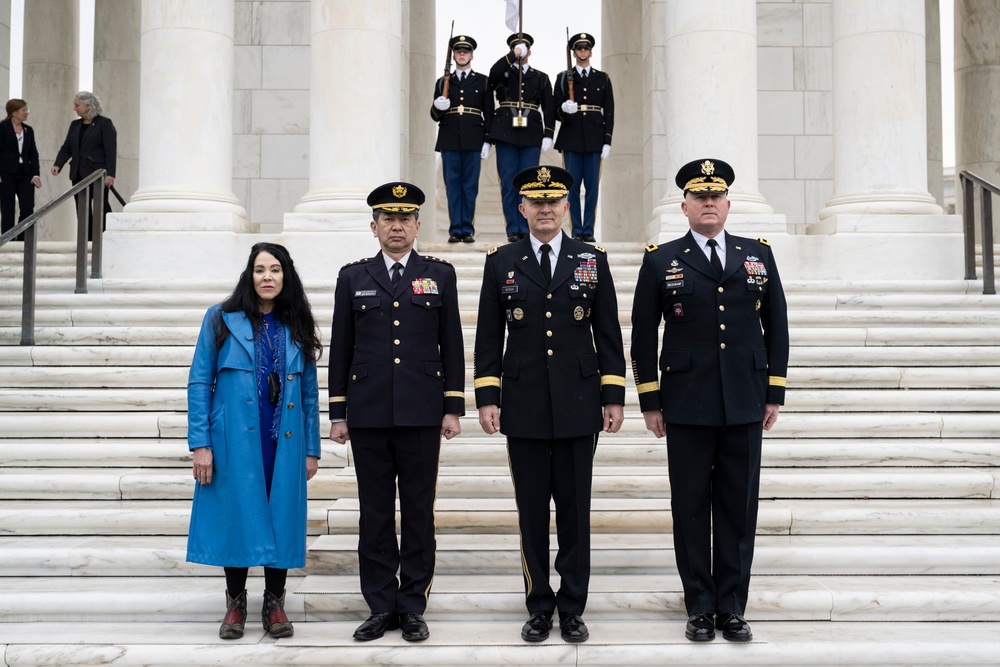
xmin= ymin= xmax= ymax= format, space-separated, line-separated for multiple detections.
xmin=685 ymin=612 xmax=715 ymax=641
xmin=462 ymin=233 xmax=475 ymax=243
xmin=353 ymin=612 xmax=399 ymax=641
xmin=507 ymin=234 xmax=522 ymax=243
xmin=448 ymin=234 xmax=462 ymax=243
xmin=399 ymin=612 xmax=429 ymax=642
xmin=716 ymin=613 xmax=752 ymax=642
xmin=572 ymin=234 xmax=584 ymax=240
xmin=520 ymin=610 xmax=552 ymax=642
xmin=582 ymin=234 xmax=596 ymax=243
xmin=558 ymin=613 xmax=589 ymax=643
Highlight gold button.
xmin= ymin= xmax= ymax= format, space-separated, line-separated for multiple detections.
xmin=720 ymin=325 xmax=726 ymax=331
xmin=546 ymin=312 xmax=552 ymax=318
xmin=285 ymin=431 xmax=292 ymax=438
xmin=672 ymin=291 xmax=677 ymax=295
xmin=547 ymin=350 xmax=553 ymax=356
xmin=426 ymin=301 xmax=431 ymax=307
xmin=394 ymin=301 xmax=399 ymax=308
xmin=394 ymin=320 xmax=400 ymax=326
xmin=583 ymin=293 xmax=588 ymax=298
xmin=720 ymin=343 xmax=726 ymax=350
xmin=394 ymin=339 xmax=400 ymax=345
xmin=286 ymin=374 xmax=293 ymax=380
xmin=361 ymin=305 xmax=366 ymax=310
xmin=547 ymin=294 xmax=552 ymax=300
xmin=394 ymin=358 xmax=400 ymax=364
xmin=288 ymin=402 xmax=294 ymax=409
xmin=351 ymin=374 xmax=356 ymax=381
xmin=666 ymin=366 xmax=671 ymax=372
xmin=546 ymin=330 xmax=553 ymax=337
xmin=436 ymin=371 xmax=441 ymax=377
xmin=718 ymin=286 xmax=724 ymax=293
xmin=507 ymin=295 xmax=512 ymax=300
xmin=719 ymin=305 xmax=725 ymax=311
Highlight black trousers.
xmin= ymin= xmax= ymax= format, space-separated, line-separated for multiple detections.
xmin=507 ymin=433 xmax=597 ymax=616
xmin=350 ymin=425 xmax=441 ymax=615
xmin=665 ymin=421 xmax=763 ymax=616
xmin=0 ymin=166 xmax=35 ymax=236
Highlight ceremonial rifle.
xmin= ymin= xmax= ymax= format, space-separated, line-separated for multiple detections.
xmin=565 ymin=27 xmax=575 ymax=102
xmin=442 ymin=20 xmax=454 ymax=99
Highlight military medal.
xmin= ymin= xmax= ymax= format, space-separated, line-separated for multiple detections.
xmin=673 ymin=303 xmax=684 ymax=317
xmin=513 ymin=307 xmax=524 ymax=321
xmin=573 ymin=306 xmax=585 ymax=321
xmin=411 ymin=278 xmax=439 ymax=294
xmin=574 ymin=259 xmax=598 ymax=283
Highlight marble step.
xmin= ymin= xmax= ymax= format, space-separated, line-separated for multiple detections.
xmin=4 ymin=410 xmax=1000 ymax=440
xmin=325 ymin=498 xmax=1000 ymax=536
xmin=3 ymin=437 xmax=996 ymax=469
xmin=4 ymin=343 xmax=1000 ymax=367
xmin=2 ymin=621 xmax=999 ymax=667
xmin=1 ymin=573 xmax=999 ymax=623
xmin=320 ymin=465 xmax=1000 ymax=501
xmin=4 ymin=534 xmax=997 ymax=578
xmin=6 ymin=323 xmax=1000 ymax=347
xmin=6 ymin=364 xmax=1000 ymax=391
xmin=307 ymin=533 xmax=1000 ymax=576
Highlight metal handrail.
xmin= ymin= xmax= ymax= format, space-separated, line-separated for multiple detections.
xmin=960 ymin=171 xmax=999 ymax=295
xmin=0 ymin=169 xmax=108 ymax=345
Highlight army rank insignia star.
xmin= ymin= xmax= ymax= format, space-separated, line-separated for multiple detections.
xmin=411 ymin=278 xmax=439 ymax=294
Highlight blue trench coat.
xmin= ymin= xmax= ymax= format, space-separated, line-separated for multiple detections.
xmin=186 ymin=305 xmax=320 ymax=568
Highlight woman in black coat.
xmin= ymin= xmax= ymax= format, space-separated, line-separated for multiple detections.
xmin=0 ymin=99 xmax=42 ymax=237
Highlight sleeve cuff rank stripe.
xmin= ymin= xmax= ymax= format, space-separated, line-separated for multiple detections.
xmin=474 ymin=376 xmax=501 ymax=389
xmin=444 ymin=391 xmax=465 ymax=399
xmin=768 ymin=376 xmax=787 ymax=387
xmin=600 ymin=375 xmax=626 ymax=387
xmin=635 ymin=381 xmax=659 ymax=394
xmin=329 ymin=396 xmax=347 ymax=403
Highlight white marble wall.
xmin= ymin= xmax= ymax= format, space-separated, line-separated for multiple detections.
xmin=756 ymin=0 xmax=834 ymax=232
xmin=233 ymin=0 xmax=311 ymax=233
xmin=0 ymin=0 xmax=9 ymax=102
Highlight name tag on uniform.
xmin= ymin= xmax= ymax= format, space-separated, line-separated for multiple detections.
xmin=354 ymin=290 xmax=377 ymax=297
xmin=502 ymin=285 xmax=519 ymax=294
xmin=665 ymin=279 xmax=684 ymax=289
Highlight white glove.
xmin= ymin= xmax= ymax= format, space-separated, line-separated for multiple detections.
xmin=481 ymin=142 xmax=491 ymax=160
xmin=434 ymin=96 xmax=451 ymax=111
xmin=513 ymin=43 xmax=528 ymax=59
xmin=561 ymin=100 xmax=579 ymax=114
xmin=541 ymin=137 xmax=553 ymax=152
xmin=601 ymin=144 xmax=611 ymax=160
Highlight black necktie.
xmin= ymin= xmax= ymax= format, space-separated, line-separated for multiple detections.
xmin=706 ymin=239 xmax=723 ymax=276
xmin=539 ymin=244 xmax=552 ymax=287
xmin=391 ymin=262 xmax=403 ymax=288
xmin=581 ymin=69 xmax=588 ymax=80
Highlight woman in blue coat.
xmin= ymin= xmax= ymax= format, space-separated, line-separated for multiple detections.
xmin=187 ymin=243 xmax=323 ymax=640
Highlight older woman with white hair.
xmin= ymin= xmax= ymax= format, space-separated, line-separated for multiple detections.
xmin=51 ymin=91 xmax=117 ymax=238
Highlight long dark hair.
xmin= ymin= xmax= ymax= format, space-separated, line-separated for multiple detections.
xmin=215 ymin=242 xmax=323 ymax=361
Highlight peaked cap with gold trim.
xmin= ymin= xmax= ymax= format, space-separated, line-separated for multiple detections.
xmin=450 ymin=35 xmax=477 ymax=51
xmin=568 ymin=32 xmax=595 ymax=49
xmin=675 ymin=158 xmax=735 ymax=194
xmin=513 ymin=165 xmax=574 ymax=200
xmin=367 ymin=181 xmax=425 ymax=213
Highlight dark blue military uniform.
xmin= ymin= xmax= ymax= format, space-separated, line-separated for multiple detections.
xmin=431 ymin=36 xmax=494 ymax=242
xmin=630 ymin=229 xmax=789 ymax=618
xmin=329 ymin=250 xmax=465 ymax=615
xmin=487 ymin=36 xmax=555 ymax=238
xmin=474 ymin=233 xmax=625 ymax=616
xmin=553 ymin=34 xmax=614 ymax=240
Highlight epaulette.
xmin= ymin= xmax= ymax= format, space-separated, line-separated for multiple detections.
xmin=340 ymin=257 xmax=368 ymax=270
xmin=645 ymin=243 xmax=659 ymax=253
xmin=595 ymin=246 xmax=606 ymax=253
xmin=487 ymin=246 xmax=499 ymax=255
xmin=424 ymin=255 xmax=452 ymax=266
xmin=758 ymin=237 xmax=771 ymax=247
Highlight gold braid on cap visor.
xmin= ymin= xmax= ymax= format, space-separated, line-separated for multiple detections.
xmin=373 ymin=203 xmax=420 ymax=212
xmin=683 ymin=175 xmax=729 ymax=192
xmin=519 ymin=181 xmax=569 ymax=198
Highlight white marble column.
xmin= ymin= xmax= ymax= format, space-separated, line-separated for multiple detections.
xmin=601 ymin=0 xmax=642 ymax=242
xmin=925 ymin=0 xmax=943 ymax=205
xmin=290 ymin=0 xmax=403 ymax=224
xmin=820 ymin=0 xmax=941 ymax=223
xmin=22 ymin=0 xmax=78 ymax=241
xmin=123 ymin=0 xmax=246 ymax=224
xmin=407 ymin=0 xmax=438 ymax=241
xmin=0 ymin=0 xmax=10 ymax=101
xmin=93 ymin=0 xmax=140 ymax=207
xmin=955 ymin=0 xmax=1000 ymax=223
xmin=650 ymin=0 xmax=780 ymax=240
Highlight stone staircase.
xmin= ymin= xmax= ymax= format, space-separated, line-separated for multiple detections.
xmin=1 ymin=240 xmax=999 ymax=665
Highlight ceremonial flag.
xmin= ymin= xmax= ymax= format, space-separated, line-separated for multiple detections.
xmin=504 ymin=0 xmax=519 ymax=32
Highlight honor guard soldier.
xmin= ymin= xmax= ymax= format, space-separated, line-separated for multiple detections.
xmin=554 ymin=32 xmax=614 ymax=243
xmin=474 ymin=166 xmax=626 ymax=644
xmin=431 ymin=34 xmax=494 ymax=243
xmin=328 ymin=182 xmax=465 ymax=643
xmin=630 ymin=159 xmax=789 ymax=644
xmin=488 ymin=34 xmax=556 ymax=243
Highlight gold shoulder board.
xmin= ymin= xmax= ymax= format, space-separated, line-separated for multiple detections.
xmin=487 ymin=246 xmax=499 ymax=255
xmin=758 ymin=238 xmax=771 ymax=247
xmin=645 ymin=243 xmax=658 ymax=253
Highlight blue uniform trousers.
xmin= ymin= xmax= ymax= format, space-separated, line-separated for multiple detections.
xmin=495 ymin=141 xmax=541 ymax=236
xmin=441 ymin=150 xmax=481 ymax=237
xmin=563 ymin=150 xmax=602 ymax=237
